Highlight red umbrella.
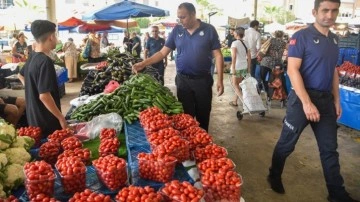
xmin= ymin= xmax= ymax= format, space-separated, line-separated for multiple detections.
xmin=77 ymin=23 xmax=111 ymax=33
xmin=58 ymin=17 xmax=85 ymax=27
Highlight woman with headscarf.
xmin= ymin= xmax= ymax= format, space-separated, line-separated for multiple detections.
xmin=62 ymin=38 xmax=78 ymax=82
xmin=87 ymin=32 xmax=101 ymax=63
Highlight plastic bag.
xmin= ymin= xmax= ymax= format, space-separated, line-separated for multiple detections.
xmin=240 ymin=77 xmax=267 ymax=113
xmin=77 ymin=113 xmax=123 ymax=140
xmin=104 ymin=80 xmax=120 ymax=94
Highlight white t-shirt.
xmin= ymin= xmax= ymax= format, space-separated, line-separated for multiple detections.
xmin=244 ymin=27 xmax=261 ymax=59
xmin=231 ymin=40 xmax=249 ymax=70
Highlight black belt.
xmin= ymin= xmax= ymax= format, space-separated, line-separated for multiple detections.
xmin=306 ymin=88 xmax=332 ymax=98
xmin=177 ymin=73 xmax=211 ymax=79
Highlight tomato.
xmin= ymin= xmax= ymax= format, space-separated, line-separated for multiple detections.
xmin=99 ymin=128 xmax=117 ymax=140
xmin=68 ymin=189 xmax=111 ymax=202
xmin=137 ymin=152 xmax=177 ymax=183
xmin=115 ymin=186 xmax=162 ymax=202
xmin=38 ymin=142 xmax=61 ymax=165
xmin=58 ymin=148 xmax=91 ymax=165
xmin=171 ymin=114 xmax=199 ymax=130
xmin=61 ymin=136 xmax=82 ymax=150
xmin=197 ymin=157 xmax=235 ymax=176
xmin=147 ymin=127 xmax=180 ymax=150
xmin=139 ymin=108 xmax=172 ymax=134
xmin=161 ymin=180 xmax=204 ymax=202
xmin=153 ymin=136 xmax=190 ymax=162
xmin=92 ymin=155 xmax=127 ymax=191
xmin=98 ymin=138 xmax=119 ymax=157
xmin=24 ymin=161 xmax=56 ymax=200
xmin=56 ymin=156 xmax=86 ymax=194
xmin=194 ymin=144 xmax=228 ymax=163
xmin=47 ymin=129 xmax=74 ymax=143
xmin=17 ymin=126 xmax=42 ymax=147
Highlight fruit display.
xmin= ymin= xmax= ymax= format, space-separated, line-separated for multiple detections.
xmin=92 ymin=155 xmax=127 ymax=191
xmin=47 ymin=129 xmax=74 ymax=143
xmin=69 ymin=189 xmax=111 ymax=202
xmin=197 ymin=157 xmax=235 ymax=176
xmin=61 ymin=136 xmax=82 ymax=151
xmin=137 ymin=153 xmax=177 ymax=183
xmin=221 ymin=47 xmax=231 ymax=58
xmin=56 ymin=157 xmax=87 ymax=194
xmin=57 ymin=148 xmax=91 ymax=165
xmin=171 ymin=113 xmax=199 ymax=131
xmin=17 ymin=126 xmax=41 ymax=147
xmin=71 ymin=74 xmax=183 ymax=123
xmin=99 ymin=138 xmax=120 ymax=157
xmin=338 ymin=61 xmax=360 ymax=89
xmin=194 ymin=144 xmax=228 ymax=163
xmin=147 ymin=127 xmax=180 ymax=150
xmin=160 ymin=180 xmax=204 ymax=202
xmin=38 ymin=142 xmax=61 ymax=165
xmin=99 ymin=128 xmax=117 ymax=141
xmin=153 ymin=136 xmax=190 ymax=162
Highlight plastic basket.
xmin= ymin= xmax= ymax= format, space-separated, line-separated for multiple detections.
xmin=338 ymin=35 xmax=360 ymax=49
xmin=57 ymin=68 xmax=68 ymax=86
xmin=125 ymin=121 xmax=150 ymax=148
xmin=25 ymin=175 xmax=56 ymax=200
xmin=94 ymin=165 xmax=128 ymax=191
xmin=343 ymin=48 xmax=360 ymax=65
xmin=224 ymin=56 xmax=232 ymax=62
xmin=138 ymin=156 xmax=177 ymax=183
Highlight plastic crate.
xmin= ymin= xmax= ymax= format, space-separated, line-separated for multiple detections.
xmin=58 ymin=83 xmax=65 ymax=98
xmin=337 ymin=48 xmax=346 ymax=66
xmin=57 ymin=68 xmax=68 ymax=86
xmin=338 ymin=34 xmax=360 ymax=49
xmin=338 ymin=86 xmax=360 ymax=131
xmin=343 ymin=48 xmax=360 ymax=65
xmin=124 ymin=121 xmax=150 ymax=148
xmin=224 ymin=56 xmax=232 ymax=62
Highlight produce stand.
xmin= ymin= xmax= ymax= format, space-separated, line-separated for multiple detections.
xmin=338 ymin=85 xmax=360 ymax=130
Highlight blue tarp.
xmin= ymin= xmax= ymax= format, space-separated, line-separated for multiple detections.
xmin=338 ymin=86 xmax=360 ymax=131
xmin=82 ymin=0 xmax=169 ymax=21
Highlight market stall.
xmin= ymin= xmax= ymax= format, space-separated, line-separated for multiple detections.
xmin=336 ymin=34 xmax=360 ymax=131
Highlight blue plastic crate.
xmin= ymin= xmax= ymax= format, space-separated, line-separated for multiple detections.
xmin=337 ymin=48 xmax=346 ymax=66
xmin=343 ymin=48 xmax=360 ymax=65
xmin=338 ymin=34 xmax=360 ymax=49
xmin=17 ymin=166 xmax=119 ymax=202
xmin=338 ymin=87 xmax=360 ymax=131
xmin=57 ymin=68 xmax=68 ymax=86
xmin=124 ymin=121 xmax=150 ymax=148
xmin=224 ymin=56 xmax=232 ymax=62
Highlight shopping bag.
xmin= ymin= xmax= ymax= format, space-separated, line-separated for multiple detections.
xmin=258 ymin=38 xmax=271 ymax=58
xmin=240 ymin=77 xmax=267 ymax=113
xmin=82 ymin=40 xmax=91 ymax=59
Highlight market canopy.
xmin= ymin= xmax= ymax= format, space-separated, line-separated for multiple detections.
xmin=82 ymin=0 xmax=169 ymax=21
xmin=58 ymin=17 xmax=85 ymax=27
xmin=150 ymin=17 xmax=178 ymax=28
xmin=94 ymin=19 xmax=138 ymax=28
xmin=70 ymin=23 xmax=111 ymax=33
xmin=264 ymin=22 xmax=285 ymax=33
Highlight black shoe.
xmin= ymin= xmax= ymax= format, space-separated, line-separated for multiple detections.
xmin=328 ymin=194 xmax=359 ymax=202
xmin=267 ymin=175 xmax=285 ymax=194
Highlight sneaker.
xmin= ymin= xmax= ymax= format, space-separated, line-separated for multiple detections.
xmin=327 ymin=194 xmax=359 ymax=202
xmin=267 ymin=175 xmax=285 ymax=194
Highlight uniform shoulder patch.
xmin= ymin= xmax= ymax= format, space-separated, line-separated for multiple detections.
xmin=289 ymin=39 xmax=296 ymax=45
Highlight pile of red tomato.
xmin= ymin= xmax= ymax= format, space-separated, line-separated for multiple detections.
xmin=160 ymin=180 xmax=204 ymax=202
xmin=115 ymin=185 xmax=163 ymax=202
xmin=56 ymin=156 xmax=87 ymax=194
xmin=17 ymin=126 xmax=42 ymax=147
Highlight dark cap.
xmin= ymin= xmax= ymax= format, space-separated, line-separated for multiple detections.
xmin=31 ymin=20 xmax=56 ymax=40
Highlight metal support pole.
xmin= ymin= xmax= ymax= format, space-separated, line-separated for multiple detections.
xmin=254 ymin=0 xmax=258 ymax=20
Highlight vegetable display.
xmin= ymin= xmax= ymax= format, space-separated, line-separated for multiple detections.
xmin=171 ymin=113 xmax=199 ymax=131
xmin=24 ymin=161 xmax=56 ymax=200
xmin=57 ymin=148 xmax=91 ymax=165
xmin=69 ymin=189 xmax=111 ymax=202
xmin=115 ymin=185 xmax=163 ymax=202
xmin=160 ymin=180 xmax=204 ymax=202
xmin=147 ymin=127 xmax=180 ymax=150
xmin=71 ymin=74 xmax=183 ymax=123
xmin=47 ymin=129 xmax=74 ymax=143
xmin=337 ymin=61 xmax=360 ymax=89
xmin=56 ymin=156 xmax=86 ymax=194
xmin=197 ymin=157 xmax=235 ymax=175
xmin=153 ymin=136 xmax=190 ymax=162
xmin=39 ymin=142 xmax=61 ymax=165
xmin=194 ymin=144 xmax=228 ymax=163
xmin=92 ymin=155 xmax=127 ymax=191
xmin=61 ymin=136 xmax=82 ymax=151
xmin=99 ymin=138 xmax=120 ymax=157
xmin=17 ymin=126 xmax=41 ymax=147
xmin=137 ymin=153 xmax=177 ymax=183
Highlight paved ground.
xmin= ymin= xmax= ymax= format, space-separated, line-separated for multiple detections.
xmin=61 ymin=60 xmax=360 ymax=202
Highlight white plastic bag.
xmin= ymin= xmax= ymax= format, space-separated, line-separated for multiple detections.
xmin=77 ymin=113 xmax=123 ymax=140
xmin=240 ymin=77 xmax=267 ymax=113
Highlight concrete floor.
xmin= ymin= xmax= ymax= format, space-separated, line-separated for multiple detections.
xmin=58 ymin=61 xmax=359 ymax=202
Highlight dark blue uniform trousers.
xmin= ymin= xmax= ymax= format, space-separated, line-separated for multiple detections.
xmin=270 ymin=89 xmax=346 ymax=196
xmin=175 ymin=74 xmax=213 ymax=131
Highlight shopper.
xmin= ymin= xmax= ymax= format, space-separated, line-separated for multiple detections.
xmin=225 ymin=28 xmax=235 ymax=48
xmin=62 ymin=38 xmax=78 ymax=82
xmin=88 ymin=32 xmax=101 ymax=63
xmin=131 ymin=32 xmax=142 ymax=58
xmin=132 ymin=2 xmax=224 ymax=131
xmin=144 ymin=26 xmax=167 ymax=84
xmin=259 ymin=30 xmax=286 ymax=99
xmin=268 ymin=1 xmax=359 ymax=202
xmin=229 ymin=28 xmax=251 ymax=107
xmin=11 ymin=32 xmax=27 ymax=62
xmin=244 ymin=20 xmax=261 ymax=78
xmin=0 ymin=96 xmax=25 ymax=126
xmin=100 ymin=31 xmax=109 ymax=49
xmin=18 ymin=20 xmax=67 ymax=137
xmin=123 ymin=31 xmax=132 ymax=52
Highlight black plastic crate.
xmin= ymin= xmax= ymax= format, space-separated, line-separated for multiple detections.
xmin=338 ymin=34 xmax=360 ymax=49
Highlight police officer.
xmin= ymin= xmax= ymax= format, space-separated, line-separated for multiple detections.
xmin=267 ymin=1 xmax=359 ymax=202
xmin=132 ymin=2 xmax=224 ymax=131
xmin=144 ymin=25 xmax=167 ymax=85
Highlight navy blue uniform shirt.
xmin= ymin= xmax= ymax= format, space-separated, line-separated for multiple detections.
xmin=165 ymin=21 xmax=221 ymax=76
xmin=288 ymin=24 xmax=339 ymax=92
xmin=146 ymin=37 xmax=165 ymax=57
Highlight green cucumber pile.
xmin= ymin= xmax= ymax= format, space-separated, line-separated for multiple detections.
xmin=71 ymin=74 xmax=183 ymax=123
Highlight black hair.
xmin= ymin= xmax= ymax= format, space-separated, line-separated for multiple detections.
xmin=178 ymin=2 xmax=196 ymax=14
xmin=314 ymin=0 xmax=341 ymax=10
xmin=250 ymin=20 xmax=259 ymax=28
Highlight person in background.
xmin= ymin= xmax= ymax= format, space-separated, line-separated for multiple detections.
xmin=259 ymin=30 xmax=286 ymax=100
xmin=101 ymin=31 xmax=109 ymax=48
xmin=123 ymin=31 xmax=132 ymax=52
xmin=143 ymin=32 xmax=150 ymax=54
xmin=132 ymin=2 xmax=224 ymax=131
xmin=225 ymin=28 xmax=235 ymax=48
xmin=18 ymin=20 xmax=67 ymax=137
xmin=88 ymin=32 xmax=101 ymax=63
xmin=0 ymin=96 xmax=25 ymax=127
xmin=9 ymin=33 xmax=18 ymax=49
xmin=80 ymin=36 xmax=89 ymax=49
xmin=12 ymin=32 xmax=27 ymax=63
xmin=144 ymin=26 xmax=167 ymax=84
xmin=229 ymin=28 xmax=251 ymax=107
xmin=244 ymin=20 xmax=261 ymax=78
xmin=268 ymin=1 xmax=359 ymax=202
xmin=131 ymin=32 xmax=142 ymax=58
xmin=62 ymin=38 xmax=78 ymax=82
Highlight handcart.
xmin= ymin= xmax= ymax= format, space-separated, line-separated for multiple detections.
xmin=229 ymin=75 xmax=268 ymax=120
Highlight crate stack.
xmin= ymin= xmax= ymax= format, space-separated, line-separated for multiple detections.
xmin=336 ymin=34 xmax=360 ymax=131
xmin=56 ymin=67 xmax=68 ymax=98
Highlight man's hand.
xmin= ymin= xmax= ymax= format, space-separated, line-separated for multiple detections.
xmin=303 ymin=102 xmax=320 ymax=122
xmin=59 ymin=117 xmax=68 ymax=129
xmin=334 ymin=101 xmax=342 ymax=120
xmin=217 ymin=81 xmax=224 ymax=96
xmin=132 ymin=62 xmax=145 ymax=73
